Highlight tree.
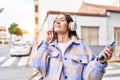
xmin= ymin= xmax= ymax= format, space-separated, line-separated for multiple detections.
xmin=15 ymin=27 xmax=23 ymax=36
xmin=8 ymin=23 xmax=23 ymax=36
xmin=8 ymin=23 xmax=24 ymax=42
xmin=8 ymin=23 xmax=18 ymax=35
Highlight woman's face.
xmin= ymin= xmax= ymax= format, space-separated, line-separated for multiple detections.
xmin=53 ymin=14 xmax=68 ymax=34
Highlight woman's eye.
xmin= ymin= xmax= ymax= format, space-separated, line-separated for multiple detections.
xmin=61 ymin=19 xmax=65 ymax=21
xmin=54 ymin=20 xmax=57 ymax=23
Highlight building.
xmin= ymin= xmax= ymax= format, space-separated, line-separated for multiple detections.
xmin=0 ymin=26 xmax=8 ymax=45
xmin=79 ymin=2 xmax=120 ymax=56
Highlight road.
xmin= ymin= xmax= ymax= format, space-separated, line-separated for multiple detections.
xmin=0 ymin=45 xmax=10 ymax=57
xmin=0 ymin=45 xmax=34 ymax=80
xmin=0 ymin=45 xmax=120 ymax=80
xmin=102 ymin=62 xmax=120 ymax=80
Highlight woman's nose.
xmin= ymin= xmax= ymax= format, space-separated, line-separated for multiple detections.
xmin=56 ymin=20 xmax=60 ymax=24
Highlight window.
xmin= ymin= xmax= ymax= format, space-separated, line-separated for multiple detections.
xmin=81 ymin=26 xmax=99 ymax=45
xmin=115 ymin=28 xmax=120 ymax=46
xmin=35 ymin=5 xmax=38 ymax=12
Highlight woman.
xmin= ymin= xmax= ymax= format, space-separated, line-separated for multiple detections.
xmin=33 ymin=13 xmax=113 ymax=80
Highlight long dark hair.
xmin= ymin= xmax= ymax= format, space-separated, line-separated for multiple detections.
xmin=50 ymin=13 xmax=78 ymax=43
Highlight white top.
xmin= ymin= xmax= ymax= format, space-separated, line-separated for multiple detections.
xmin=58 ymin=40 xmax=71 ymax=80
xmin=58 ymin=40 xmax=71 ymax=56
xmin=58 ymin=43 xmax=67 ymax=56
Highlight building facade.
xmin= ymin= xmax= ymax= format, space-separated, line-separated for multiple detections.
xmin=0 ymin=26 xmax=8 ymax=45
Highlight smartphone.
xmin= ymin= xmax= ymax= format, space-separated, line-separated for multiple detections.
xmin=98 ymin=41 xmax=115 ymax=60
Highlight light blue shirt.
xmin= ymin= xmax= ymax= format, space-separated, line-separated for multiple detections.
xmin=33 ymin=36 xmax=107 ymax=80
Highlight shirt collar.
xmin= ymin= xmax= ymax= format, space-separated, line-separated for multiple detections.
xmin=50 ymin=36 xmax=80 ymax=46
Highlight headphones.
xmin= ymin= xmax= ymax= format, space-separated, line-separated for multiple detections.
xmin=68 ymin=21 xmax=77 ymax=31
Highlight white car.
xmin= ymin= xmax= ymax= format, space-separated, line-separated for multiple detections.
xmin=10 ymin=40 xmax=32 ymax=57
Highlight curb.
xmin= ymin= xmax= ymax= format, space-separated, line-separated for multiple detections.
xmin=107 ymin=55 xmax=120 ymax=62
xmin=108 ymin=60 xmax=120 ymax=62
xmin=0 ymin=44 xmax=10 ymax=48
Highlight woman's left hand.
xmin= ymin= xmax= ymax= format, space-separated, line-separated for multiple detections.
xmin=98 ymin=45 xmax=113 ymax=63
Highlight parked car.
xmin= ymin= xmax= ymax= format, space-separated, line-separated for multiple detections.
xmin=10 ymin=40 xmax=32 ymax=57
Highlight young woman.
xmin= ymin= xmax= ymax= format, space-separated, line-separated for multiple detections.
xmin=33 ymin=13 xmax=113 ymax=80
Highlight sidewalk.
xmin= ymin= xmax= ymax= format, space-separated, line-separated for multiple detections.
xmin=0 ymin=44 xmax=10 ymax=48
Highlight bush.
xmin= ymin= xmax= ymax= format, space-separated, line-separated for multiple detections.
xmin=4 ymin=41 xmax=9 ymax=44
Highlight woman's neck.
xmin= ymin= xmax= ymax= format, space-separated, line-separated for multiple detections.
xmin=57 ymin=34 xmax=70 ymax=43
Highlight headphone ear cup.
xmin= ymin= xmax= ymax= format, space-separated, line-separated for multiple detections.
xmin=68 ymin=22 xmax=72 ymax=31
xmin=68 ymin=22 xmax=77 ymax=31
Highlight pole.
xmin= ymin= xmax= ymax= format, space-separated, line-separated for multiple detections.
xmin=34 ymin=0 xmax=39 ymax=44
xmin=0 ymin=8 xmax=4 ymax=13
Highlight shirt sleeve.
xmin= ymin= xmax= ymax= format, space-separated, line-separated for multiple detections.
xmin=32 ymin=40 xmax=50 ymax=78
xmin=82 ymin=41 xmax=107 ymax=80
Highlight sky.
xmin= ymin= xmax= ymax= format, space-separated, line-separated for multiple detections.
xmin=0 ymin=0 xmax=116 ymax=35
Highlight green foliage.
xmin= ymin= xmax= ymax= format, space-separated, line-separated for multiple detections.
xmin=4 ymin=41 xmax=9 ymax=44
xmin=8 ymin=23 xmax=23 ymax=36
xmin=15 ymin=27 xmax=23 ymax=36
xmin=8 ymin=23 xmax=18 ymax=34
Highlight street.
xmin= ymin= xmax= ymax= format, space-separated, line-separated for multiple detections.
xmin=103 ymin=62 xmax=120 ymax=80
xmin=0 ymin=45 xmax=120 ymax=80
xmin=0 ymin=45 xmax=34 ymax=80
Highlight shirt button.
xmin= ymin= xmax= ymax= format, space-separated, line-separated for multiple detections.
xmin=65 ymin=76 xmax=67 ymax=79
xmin=64 ymin=57 xmax=67 ymax=60
xmin=79 ymin=60 xmax=82 ymax=62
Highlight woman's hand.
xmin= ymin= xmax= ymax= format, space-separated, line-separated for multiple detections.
xmin=43 ymin=30 xmax=53 ymax=43
xmin=98 ymin=45 xmax=113 ymax=63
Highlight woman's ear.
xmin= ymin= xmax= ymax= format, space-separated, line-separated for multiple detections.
xmin=68 ymin=22 xmax=77 ymax=31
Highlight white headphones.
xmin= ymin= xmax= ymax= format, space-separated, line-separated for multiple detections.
xmin=68 ymin=21 xmax=77 ymax=31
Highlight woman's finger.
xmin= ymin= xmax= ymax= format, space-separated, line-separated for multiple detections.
xmin=106 ymin=48 xmax=113 ymax=60
xmin=47 ymin=30 xmax=53 ymax=35
xmin=102 ymin=47 xmax=113 ymax=60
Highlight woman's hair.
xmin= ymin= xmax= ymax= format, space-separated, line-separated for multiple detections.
xmin=50 ymin=13 xmax=78 ymax=43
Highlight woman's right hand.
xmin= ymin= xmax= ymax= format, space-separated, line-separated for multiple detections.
xmin=43 ymin=30 xmax=53 ymax=43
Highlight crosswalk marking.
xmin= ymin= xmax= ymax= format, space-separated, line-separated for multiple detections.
xmin=113 ymin=62 xmax=120 ymax=66
xmin=0 ymin=56 xmax=30 ymax=67
xmin=103 ymin=69 xmax=120 ymax=80
xmin=102 ymin=76 xmax=120 ymax=80
xmin=1 ymin=57 xmax=17 ymax=67
xmin=31 ymin=76 xmax=41 ymax=80
xmin=0 ymin=56 xmax=6 ymax=63
xmin=105 ymin=69 xmax=120 ymax=75
xmin=17 ymin=56 xmax=29 ymax=66
xmin=106 ymin=66 xmax=114 ymax=70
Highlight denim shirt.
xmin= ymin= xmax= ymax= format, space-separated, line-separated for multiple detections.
xmin=33 ymin=36 xmax=107 ymax=80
